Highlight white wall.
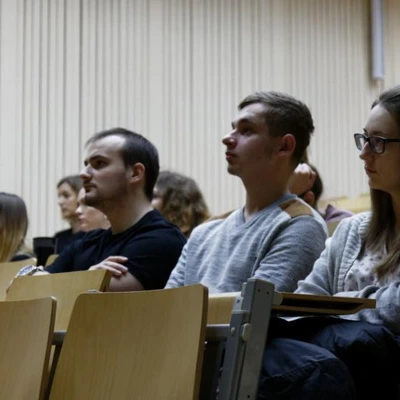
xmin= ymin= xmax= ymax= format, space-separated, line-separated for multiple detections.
xmin=0 ymin=0 xmax=399 ymax=239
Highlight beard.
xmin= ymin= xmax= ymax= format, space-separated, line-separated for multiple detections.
xmin=84 ymin=191 xmax=101 ymax=207
xmin=83 ymin=181 xmax=129 ymax=209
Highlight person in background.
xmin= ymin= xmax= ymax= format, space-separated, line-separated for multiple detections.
xmin=0 ymin=192 xmax=33 ymax=262
xmin=54 ymin=175 xmax=84 ymax=252
xmin=152 ymin=171 xmax=210 ymax=237
xmin=290 ymin=162 xmax=353 ymax=222
xmin=76 ymin=187 xmax=110 ymax=231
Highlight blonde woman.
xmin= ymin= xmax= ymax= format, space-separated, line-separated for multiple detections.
xmin=0 ymin=192 xmax=31 ymax=262
xmin=152 ymin=171 xmax=210 ymax=238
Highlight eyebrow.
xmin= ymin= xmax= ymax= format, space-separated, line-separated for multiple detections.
xmin=231 ymin=118 xmax=255 ymax=129
xmin=362 ymin=128 xmax=387 ymax=136
xmin=84 ymin=154 xmax=107 ymax=166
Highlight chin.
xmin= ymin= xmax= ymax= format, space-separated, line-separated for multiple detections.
xmin=368 ymin=179 xmax=382 ymax=191
xmin=84 ymin=195 xmax=99 ymax=207
xmin=227 ymin=166 xmax=239 ymax=176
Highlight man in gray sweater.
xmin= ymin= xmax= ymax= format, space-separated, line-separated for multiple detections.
xmin=166 ymin=91 xmax=327 ymax=293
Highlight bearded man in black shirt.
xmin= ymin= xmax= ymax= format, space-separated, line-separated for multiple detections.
xmin=20 ymin=128 xmax=186 ymax=291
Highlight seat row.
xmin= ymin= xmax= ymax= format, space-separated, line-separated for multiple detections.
xmin=0 ymin=274 xmax=282 ymax=399
xmin=0 ymin=259 xmax=375 ymax=399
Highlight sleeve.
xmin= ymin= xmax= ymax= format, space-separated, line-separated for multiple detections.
xmin=45 ymin=242 xmax=77 ymax=273
xmin=121 ymin=230 xmax=185 ymax=290
xmin=294 ymin=238 xmax=336 ymax=296
xmin=254 ymin=216 xmax=327 ymax=292
xmin=165 ymin=243 xmax=188 ymax=288
xmin=334 ymin=283 xmax=400 ymax=334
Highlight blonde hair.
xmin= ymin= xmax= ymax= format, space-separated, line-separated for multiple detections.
xmin=155 ymin=171 xmax=210 ymax=238
xmin=0 ymin=193 xmax=28 ymax=262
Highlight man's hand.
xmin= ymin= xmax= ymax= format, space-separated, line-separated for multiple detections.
xmin=289 ymin=163 xmax=316 ymax=196
xmin=89 ymin=256 xmax=129 ymax=277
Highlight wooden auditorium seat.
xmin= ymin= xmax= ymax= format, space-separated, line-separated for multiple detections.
xmin=6 ymin=269 xmax=111 ymax=330
xmin=0 ymin=297 xmax=56 ymax=400
xmin=49 ymin=285 xmax=208 ymax=400
xmin=0 ymin=257 xmax=36 ymax=301
xmin=203 ymin=282 xmax=375 ymax=399
xmin=45 ymin=254 xmax=59 ymax=267
xmin=48 ymin=279 xmax=376 ymax=399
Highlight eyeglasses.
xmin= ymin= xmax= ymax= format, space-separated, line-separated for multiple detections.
xmin=354 ymin=133 xmax=400 ymax=154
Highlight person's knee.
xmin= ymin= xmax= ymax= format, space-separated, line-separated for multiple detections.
xmin=309 ymin=320 xmax=400 ymax=367
xmin=258 ymin=338 xmax=356 ymax=400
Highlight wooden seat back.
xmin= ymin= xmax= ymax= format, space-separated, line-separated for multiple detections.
xmin=50 ymin=285 xmax=208 ymax=400
xmin=45 ymin=254 xmax=59 ymax=267
xmin=0 ymin=258 xmax=36 ymax=301
xmin=6 ymin=270 xmax=111 ymax=330
xmin=207 ymin=292 xmax=238 ymax=324
xmin=0 ymin=297 xmax=56 ymax=400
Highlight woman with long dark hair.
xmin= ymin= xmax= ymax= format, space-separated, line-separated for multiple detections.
xmin=258 ymin=85 xmax=400 ymax=399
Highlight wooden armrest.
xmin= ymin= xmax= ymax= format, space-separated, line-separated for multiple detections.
xmin=208 ymin=291 xmax=376 ymax=323
xmin=274 ymin=293 xmax=376 ymax=315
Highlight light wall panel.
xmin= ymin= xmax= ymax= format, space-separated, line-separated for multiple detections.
xmin=0 ymin=0 xmax=400 ymax=241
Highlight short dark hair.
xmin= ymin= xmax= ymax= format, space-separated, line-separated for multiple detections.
xmin=238 ymin=91 xmax=315 ymax=165
xmin=57 ymin=175 xmax=82 ymax=194
xmin=86 ymin=127 xmax=159 ymax=200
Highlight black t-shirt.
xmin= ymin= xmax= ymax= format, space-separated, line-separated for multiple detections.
xmin=47 ymin=210 xmax=186 ymax=290
xmin=54 ymin=229 xmax=85 ymax=253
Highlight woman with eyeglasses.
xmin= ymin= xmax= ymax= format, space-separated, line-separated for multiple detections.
xmin=298 ymin=85 xmax=400 ymax=324
xmin=257 ymin=85 xmax=400 ymax=400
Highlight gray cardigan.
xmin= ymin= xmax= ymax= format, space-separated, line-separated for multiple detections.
xmin=296 ymin=212 xmax=400 ymax=334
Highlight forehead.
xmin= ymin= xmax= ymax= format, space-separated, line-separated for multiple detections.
xmin=365 ymin=104 xmax=400 ymax=135
xmin=85 ymin=135 xmax=125 ymax=159
xmin=233 ymin=102 xmax=269 ymax=126
xmin=58 ymin=183 xmax=74 ymax=193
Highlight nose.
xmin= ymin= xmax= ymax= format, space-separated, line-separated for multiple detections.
xmin=222 ymin=131 xmax=236 ymax=147
xmin=80 ymin=166 xmax=91 ymax=182
xmin=359 ymin=141 xmax=373 ymax=161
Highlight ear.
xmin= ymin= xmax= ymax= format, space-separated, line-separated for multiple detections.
xmin=128 ymin=162 xmax=146 ymax=184
xmin=301 ymin=190 xmax=316 ymax=208
xmin=278 ymin=134 xmax=296 ymax=157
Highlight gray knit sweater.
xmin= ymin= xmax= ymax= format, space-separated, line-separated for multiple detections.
xmin=296 ymin=212 xmax=400 ymax=334
xmin=166 ymin=194 xmax=327 ymax=293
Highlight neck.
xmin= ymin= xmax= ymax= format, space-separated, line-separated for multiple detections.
xmin=69 ymin=218 xmax=81 ymax=233
xmin=243 ymin=180 xmax=289 ymax=221
xmin=104 ymin=194 xmax=153 ymax=234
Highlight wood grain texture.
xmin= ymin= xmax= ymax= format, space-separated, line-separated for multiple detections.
xmin=208 ymin=291 xmax=376 ymax=324
xmin=0 ymin=297 xmax=56 ymax=400
xmin=50 ymin=285 xmax=208 ymax=400
xmin=0 ymin=258 xmax=37 ymax=301
xmin=6 ymin=269 xmax=111 ymax=330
